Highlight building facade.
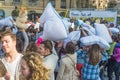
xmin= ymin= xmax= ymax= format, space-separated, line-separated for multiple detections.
xmin=0 ymin=0 xmax=119 ymax=17
xmin=0 ymin=0 xmax=77 ymax=16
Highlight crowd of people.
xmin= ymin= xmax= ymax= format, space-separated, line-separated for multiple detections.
xmin=0 ymin=16 xmax=120 ymax=80
xmin=0 ymin=5 xmax=120 ymax=80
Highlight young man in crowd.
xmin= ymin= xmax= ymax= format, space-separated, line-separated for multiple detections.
xmin=38 ymin=40 xmax=58 ymax=80
xmin=0 ymin=31 xmax=22 ymax=80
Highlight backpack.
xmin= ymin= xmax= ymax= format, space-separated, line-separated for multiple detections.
xmin=88 ymin=44 xmax=102 ymax=66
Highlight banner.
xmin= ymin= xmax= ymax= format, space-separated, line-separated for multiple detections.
xmin=69 ymin=10 xmax=117 ymax=26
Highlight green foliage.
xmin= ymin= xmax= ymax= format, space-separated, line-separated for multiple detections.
xmin=11 ymin=9 xmax=19 ymax=17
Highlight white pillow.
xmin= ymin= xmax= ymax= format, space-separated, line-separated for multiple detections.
xmin=40 ymin=2 xmax=61 ymax=27
xmin=94 ymin=23 xmax=112 ymax=43
xmin=42 ymin=19 xmax=67 ymax=41
xmin=40 ymin=3 xmax=67 ymax=41
xmin=82 ymin=27 xmax=95 ymax=36
xmin=82 ymin=22 xmax=95 ymax=34
xmin=109 ymin=28 xmax=119 ymax=34
xmin=80 ymin=35 xmax=110 ymax=49
xmin=67 ymin=31 xmax=81 ymax=41
xmin=77 ymin=19 xmax=95 ymax=35
xmin=62 ymin=18 xmax=71 ymax=34
xmin=0 ymin=16 xmax=13 ymax=28
xmin=63 ymin=31 xmax=81 ymax=48
xmin=34 ymin=22 xmax=40 ymax=29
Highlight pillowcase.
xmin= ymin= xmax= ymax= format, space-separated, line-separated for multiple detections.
xmin=80 ymin=35 xmax=110 ymax=49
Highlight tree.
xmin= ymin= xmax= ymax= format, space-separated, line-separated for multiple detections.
xmin=11 ymin=6 xmax=19 ymax=19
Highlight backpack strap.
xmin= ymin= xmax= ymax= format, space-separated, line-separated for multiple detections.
xmin=66 ymin=54 xmax=76 ymax=66
xmin=66 ymin=54 xmax=80 ymax=77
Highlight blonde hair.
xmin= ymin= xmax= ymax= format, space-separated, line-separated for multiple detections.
xmin=21 ymin=52 xmax=49 ymax=80
xmin=0 ymin=31 xmax=16 ymax=41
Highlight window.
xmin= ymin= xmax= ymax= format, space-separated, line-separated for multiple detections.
xmin=13 ymin=0 xmax=21 ymax=5
xmin=29 ymin=0 xmax=38 ymax=3
xmin=61 ymin=0 xmax=66 ymax=8
xmin=13 ymin=0 xmax=20 ymax=2
xmin=28 ymin=0 xmax=38 ymax=6
xmin=49 ymin=0 xmax=55 ymax=7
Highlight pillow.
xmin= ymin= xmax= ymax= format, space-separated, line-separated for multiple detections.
xmin=109 ymin=28 xmax=119 ymax=34
xmin=40 ymin=2 xmax=61 ymax=27
xmin=62 ymin=18 xmax=71 ymax=33
xmin=82 ymin=22 xmax=95 ymax=34
xmin=67 ymin=31 xmax=81 ymax=41
xmin=82 ymin=27 xmax=95 ymax=35
xmin=77 ymin=19 xmax=95 ymax=35
xmin=42 ymin=19 xmax=67 ymax=41
xmin=80 ymin=35 xmax=110 ymax=49
xmin=40 ymin=3 xmax=67 ymax=41
xmin=0 ymin=16 xmax=13 ymax=29
xmin=94 ymin=23 xmax=112 ymax=43
xmin=63 ymin=31 xmax=81 ymax=48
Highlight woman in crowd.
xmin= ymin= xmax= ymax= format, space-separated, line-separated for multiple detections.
xmin=56 ymin=41 xmax=79 ymax=80
xmin=79 ymin=44 xmax=108 ymax=80
xmin=20 ymin=52 xmax=50 ymax=80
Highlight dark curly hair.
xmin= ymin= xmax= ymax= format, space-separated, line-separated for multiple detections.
xmin=40 ymin=40 xmax=53 ymax=53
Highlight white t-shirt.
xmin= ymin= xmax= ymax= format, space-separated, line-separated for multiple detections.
xmin=1 ymin=53 xmax=22 ymax=80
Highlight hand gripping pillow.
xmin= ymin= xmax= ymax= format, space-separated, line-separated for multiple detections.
xmin=109 ymin=28 xmax=119 ymax=34
xmin=80 ymin=35 xmax=110 ymax=49
xmin=94 ymin=23 xmax=112 ymax=43
xmin=42 ymin=19 xmax=67 ymax=41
